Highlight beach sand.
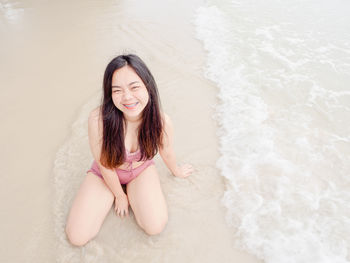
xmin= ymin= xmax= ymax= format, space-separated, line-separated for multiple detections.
xmin=1 ymin=0 xmax=261 ymax=262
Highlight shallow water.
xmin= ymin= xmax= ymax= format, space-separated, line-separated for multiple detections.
xmin=195 ymin=0 xmax=350 ymax=262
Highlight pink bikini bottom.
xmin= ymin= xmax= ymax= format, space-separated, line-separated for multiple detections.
xmin=87 ymin=159 xmax=155 ymax=185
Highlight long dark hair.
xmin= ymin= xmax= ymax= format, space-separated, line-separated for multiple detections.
xmin=99 ymin=54 xmax=163 ymax=169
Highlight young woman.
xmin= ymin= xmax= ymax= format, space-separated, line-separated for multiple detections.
xmin=65 ymin=54 xmax=194 ymax=246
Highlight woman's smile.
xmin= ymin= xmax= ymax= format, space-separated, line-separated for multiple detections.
xmin=123 ymin=102 xmax=139 ymax=109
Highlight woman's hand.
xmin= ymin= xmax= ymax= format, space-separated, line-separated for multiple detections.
xmin=114 ymin=193 xmax=129 ymax=218
xmin=173 ymin=164 xmax=194 ymax=178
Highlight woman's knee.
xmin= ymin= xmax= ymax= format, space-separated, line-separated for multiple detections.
xmin=65 ymin=224 xmax=94 ymax=247
xmin=142 ymin=213 xmax=168 ymax=236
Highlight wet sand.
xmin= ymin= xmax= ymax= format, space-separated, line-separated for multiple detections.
xmin=1 ymin=0 xmax=261 ymax=262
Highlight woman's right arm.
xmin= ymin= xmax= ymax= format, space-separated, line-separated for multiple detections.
xmin=88 ymin=107 xmax=125 ymax=197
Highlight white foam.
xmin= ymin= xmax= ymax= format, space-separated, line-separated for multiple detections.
xmin=194 ymin=1 xmax=350 ymax=262
xmin=52 ymin=92 xmax=100 ymax=262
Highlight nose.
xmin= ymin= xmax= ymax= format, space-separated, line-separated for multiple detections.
xmin=122 ymin=89 xmax=133 ymax=100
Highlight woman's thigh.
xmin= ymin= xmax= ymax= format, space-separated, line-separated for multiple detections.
xmin=65 ymin=172 xmax=115 ymax=246
xmin=127 ymin=165 xmax=168 ymax=235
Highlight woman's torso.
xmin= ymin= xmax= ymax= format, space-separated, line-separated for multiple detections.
xmin=117 ymin=148 xmax=146 ymax=171
xmin=118 ymin=121 xmax=146 ymax=171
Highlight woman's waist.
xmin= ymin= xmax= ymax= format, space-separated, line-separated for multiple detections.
xmin=117 ymin=160 xmax=146 ymax=171
xmin=91 ymin=159 xmax=154 ymax=172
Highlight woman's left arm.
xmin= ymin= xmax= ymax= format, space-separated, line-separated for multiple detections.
xmin=159 ymin=113 xmax=194 ymax=178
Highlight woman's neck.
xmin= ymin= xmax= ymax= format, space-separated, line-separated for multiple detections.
xmin=123 ymin=113 xmax=142 ymax=124
xmin=123 ymin=115 xmax=142 ymax=131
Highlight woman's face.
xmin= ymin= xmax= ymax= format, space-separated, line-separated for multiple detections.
xmin=111 ymin=66 xmax=149 ymax=121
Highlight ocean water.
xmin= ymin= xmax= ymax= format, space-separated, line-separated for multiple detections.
xmin=194 ymin=0 xmax=350 ymax=262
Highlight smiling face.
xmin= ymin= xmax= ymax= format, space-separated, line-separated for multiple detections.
xmin=111 ymin=65 xmax=149 ymax=121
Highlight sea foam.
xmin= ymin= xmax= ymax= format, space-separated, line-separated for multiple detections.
xmin=194 ymin=1 xmax=350 ymax=262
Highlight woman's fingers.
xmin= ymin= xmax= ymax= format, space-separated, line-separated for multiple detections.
xmin=186 ymin=167 xmax=194 ymax=173
xmin=115 ymin=205 xmax=129 ymax=218
xmin=182 ymin=164 xmax=194 ymax=175
xmin=183 ymin=164 xmax=194 ymax=170
xmin=124 ymin=207 xmax=129 ymax=216
xmin=121 ymin=208 xmax=129 ymax=218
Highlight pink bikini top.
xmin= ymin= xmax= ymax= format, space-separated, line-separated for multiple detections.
xmin=123 ymin=149 xmax=142 ymax=171
xmin=125 ymin=149 xmax=142 ymax=162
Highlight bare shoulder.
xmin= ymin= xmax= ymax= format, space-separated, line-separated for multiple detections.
xmin=88 ymin=106 xmax=103 ymax=138
xmin=161 ymin=112 xmax=174 ymax=138
xmin=88 ymin=106 xmax=103 ymax=124
xmin=89 ymin=106 xmax=102 ymax=119
xmin=161 ymin=112 xmax=172 ymax=127
xmin=87 ymin=106 xmax=103 ymax=160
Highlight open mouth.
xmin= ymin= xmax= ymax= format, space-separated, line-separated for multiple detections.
xmin=123 ymin=102 xmax=138 ymax=109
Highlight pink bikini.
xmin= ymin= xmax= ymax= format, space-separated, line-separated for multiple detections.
xmin=86 ymin=149 xmax=155 ymax=185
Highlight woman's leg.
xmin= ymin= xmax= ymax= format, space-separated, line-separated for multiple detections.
xmin=126 ymin=165 xmax=168 ymax=235
xmin=65 ymin=172 xmax=115 ymax=246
